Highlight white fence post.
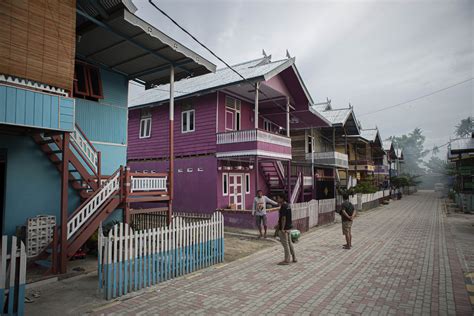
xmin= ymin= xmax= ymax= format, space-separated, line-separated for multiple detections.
xmin=0 ymin=235 xmax=27 ymax=316
xmin=99 ymin=212 xmax=225 ymax=300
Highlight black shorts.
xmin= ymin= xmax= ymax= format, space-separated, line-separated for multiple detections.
xmin=255 ymin=214 xmax=267 ymax=227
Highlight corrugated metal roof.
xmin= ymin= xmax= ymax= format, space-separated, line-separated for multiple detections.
xmin=449 ymin=137 xmax=474 ymax=152
xmin=319 ymin=108 xmax=352 ymax=125
xmin=360 ymin=129 xmax=378 ymax=142
xmin=76 ymin=0 xmax=216 ymax=86
xmin=129 ymin=57 xmax=291 ymax=107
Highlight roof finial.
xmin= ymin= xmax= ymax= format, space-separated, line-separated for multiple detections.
xmin=262 ymin=49 xmax=268 ymax=58
xmin=349 ymin=102 xmax=352 ymax=109
xmin=286 ymin=49 xmax=291 ymax=59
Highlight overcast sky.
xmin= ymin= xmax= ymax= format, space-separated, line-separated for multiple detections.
xmin=129 ymin=0 xmax=473 ymax=157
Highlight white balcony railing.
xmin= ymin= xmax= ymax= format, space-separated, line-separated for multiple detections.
xmin=305 ymin=151 xmax=349 ymax=168
xmin=216 ymin=129 xmax=291 ymax=147
xmin=131 ymin=176 xmax=167 ymax=192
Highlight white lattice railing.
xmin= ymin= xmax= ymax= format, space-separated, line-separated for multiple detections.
xmin=67 ymin=172 xmax=120 ymax=239
xmin=70 ymin=125 xmax=98 ymax=172
xmin=216 ymin=129 xmax=291 ymax=147
xmin=276 ymin=161 xmax=285 ymax=178
xmin=290 ymin=172 xmax=302 ymax=204
xmin=306 ymin=151 xmax=349 ymax=168
xmin=131 ymin=176 xmax=167 ymax=192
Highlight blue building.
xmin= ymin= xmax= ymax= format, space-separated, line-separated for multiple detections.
xmin=0 ymin=0 xmax=215 ymax=273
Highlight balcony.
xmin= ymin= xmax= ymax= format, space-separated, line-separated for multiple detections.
xmin=349 ymin=159 xmax=375 ymax=172
xmin=305 ymin=151 xmax=349 ymax=169
xmin=0 ymin=83 xmax=74 ymax=132
xmin=216 ymin=129 xmax=292 ymax=160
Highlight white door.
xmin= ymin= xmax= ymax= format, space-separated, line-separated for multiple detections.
xmin=229 ymin=174 xmax=244 ymax=210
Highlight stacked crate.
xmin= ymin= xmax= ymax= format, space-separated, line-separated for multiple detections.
xmin=26 ymin=215 xmax=56 ymax=258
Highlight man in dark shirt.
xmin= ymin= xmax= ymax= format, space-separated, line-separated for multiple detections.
xmin=340 ymin=193 xmax=356 ymax=249
xmin=275 ymin=194 xmax=296 ymax=265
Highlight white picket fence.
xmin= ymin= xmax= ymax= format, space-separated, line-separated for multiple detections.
xmin=98 ymin=212 xmax=224 ymax=300
xmin=291 ymin=198 xmax=336 ymax=230
xmin=1 ymin=236 xmax=27 ymax=316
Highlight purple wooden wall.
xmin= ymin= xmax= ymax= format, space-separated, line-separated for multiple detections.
xmin=128 ymin=156 xmax=218 ymax=213
xmin=216 ymin=164 xmax=271 ymax=210
xmin=128 ymin=93 xmax=218 ymax=160
xmin=223 ymin=208 xmax=279 ymax=229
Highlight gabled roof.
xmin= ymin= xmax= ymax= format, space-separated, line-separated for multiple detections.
xmin=130 ymin=57 xmax=293 ymax=107
xmin=361 ymin=128 xmax=383 ymax=149
xmin=383 ymin=140 xmax=393 ymax=151
xmin=309 ymin=105 xmax=360 ymax=135
xmin=395 ymin=148 xmax=404 ymax=160
xmin=320 ymin=108 xmax=352 ymax=125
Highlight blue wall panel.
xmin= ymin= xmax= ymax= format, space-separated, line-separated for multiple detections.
xmin=0 ymin=86 xmax=6 ymax=120
xmin=92 ymin=143 xmax=127 ymax=175
xmin=0 ymin=85 xmax=74 ymax=132
xmin=15 ymin=89 xmax=26 ymax=125
xmin=0 ymin=135 xmax=80 ymax=236
xmin=74 ymin=69 xmax=128 ymax=145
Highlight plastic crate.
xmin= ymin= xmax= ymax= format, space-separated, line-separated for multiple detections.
xmin=26 ymin=215 xmax=56 ymax=258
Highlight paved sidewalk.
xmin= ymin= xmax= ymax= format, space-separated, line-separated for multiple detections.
xmin=87 ymin=192 xmax=472 ymax=315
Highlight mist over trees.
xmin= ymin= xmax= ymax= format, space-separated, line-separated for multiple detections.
xmin=389 ymin=127 xmax=428 ymax=176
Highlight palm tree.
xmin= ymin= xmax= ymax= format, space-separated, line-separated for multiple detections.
xmin=455 ymin=117 xmax=473 ymax=138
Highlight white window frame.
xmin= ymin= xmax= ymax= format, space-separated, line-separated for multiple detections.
xmin=245 ymin=173 xmax=250 ymax=194
xmin=181 ymin=109 xmax=195 ymax=133
xmin=225 ymin=96 xmax=241 ymax=131
xmin=222 ymin=173 xmax=228 ymax=196
xmin=139 ymin=117 xmax=152 ymax=138
xmin=225 ymin=110 xmax=235 ymax=131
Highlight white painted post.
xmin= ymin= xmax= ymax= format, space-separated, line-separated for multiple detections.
xmin=286 ymin=96 xmax=290 ymax=137
xmin=118 ymin=223 xmax=123 ymax=296
xmin=254 ymin=82 xmax=260 ymax=129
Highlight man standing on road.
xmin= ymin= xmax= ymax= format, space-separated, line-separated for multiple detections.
xmin=340 ymin=193 xmax=356 ymax=249
xmin=252 ymin=190 xmax=278 ymax=238
xmin=275 ymin=194 xmax=296 ymax=265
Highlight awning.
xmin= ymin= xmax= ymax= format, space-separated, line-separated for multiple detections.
xmin=76 ymin=0 xmax=216 ymax=86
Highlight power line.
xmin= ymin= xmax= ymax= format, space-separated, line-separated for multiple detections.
xmin=146 ymin=1 xmax=318 ymax=127
xmin=359 ymin=78 xmax=474 ymax=117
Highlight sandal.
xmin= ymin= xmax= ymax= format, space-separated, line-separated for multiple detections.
xmin=277 ymin=261 xmax=290 ymax=265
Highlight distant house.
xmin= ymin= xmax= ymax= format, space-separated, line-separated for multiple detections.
xmin=342 ymin=127 xmax=385 ymax=186
xmin=290 ymin=104 xmax=359 ymax=200
xmin=0 ymin=0 xmax=215 ymax=273
xmin=447 ymin=134 xmax=474 ymax=213
xmin=127 ymin=56 xmax=330 ymax=212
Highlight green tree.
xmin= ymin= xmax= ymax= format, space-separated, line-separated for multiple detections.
xmin=454 ymin=117 xmax=473 ymax=137
xmin=424 ymin=156 xmax=448 ymax=175
xmin=389 ymin=128 xmax=428 ymax=175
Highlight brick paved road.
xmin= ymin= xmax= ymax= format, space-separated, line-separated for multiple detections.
xmin=92 ymin=191 xmax=473 ymax=315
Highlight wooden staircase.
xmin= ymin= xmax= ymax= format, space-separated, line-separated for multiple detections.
xmin=260 ymin=160 xmax=286 ymax=198
xmin=31 ymin=124 xmax=123 ymax=266
xmin=32 ymin=125 xmax=101 ymax=199
xmin=260 ymin=161 xmax=309 ymax=203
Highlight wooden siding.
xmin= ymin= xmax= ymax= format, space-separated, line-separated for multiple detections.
xmin=291 ymin=130 xmax=306 ymax=161
xmin=128 ymin=93 xmax=218 ymax=160
xmin=291 ymin=129 xmax=333 ymax=162
xmin=0 ymin=84 xmax=74 ymax=131
xmin=0 ymin=0 xmax=76 ymax=91
xmin=74 ymin=69 xmax=128 ymax=144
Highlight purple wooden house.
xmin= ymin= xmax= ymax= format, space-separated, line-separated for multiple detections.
xmin=127 ymin=56 xmax=329 ymax=217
